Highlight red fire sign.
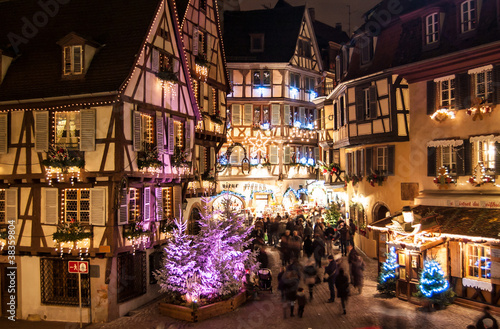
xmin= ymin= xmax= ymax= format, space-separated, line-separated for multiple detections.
xmin=68 ymin=261 xmax=89 ymax=274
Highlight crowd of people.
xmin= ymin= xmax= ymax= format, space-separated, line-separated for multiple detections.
xmin=250 ymin=211 xmax=365 ymax=318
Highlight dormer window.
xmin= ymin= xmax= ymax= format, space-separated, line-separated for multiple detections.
xmin=64 ymin=45 xmax=83 ymax=75
xmin=460 ymin=0 xmax=477 ymax=33
xmin=425 ymin=13 xmax=439 ymax=44
xmin=250 ymin=34 xmax=264 ymax=53
xmin=360 ymin=36 xmax=374 ymax=64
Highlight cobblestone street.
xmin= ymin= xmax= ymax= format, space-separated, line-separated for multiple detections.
xmin=2 ymin=247 xmax=495 ymax=329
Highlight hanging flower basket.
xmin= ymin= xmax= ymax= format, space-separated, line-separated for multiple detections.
xmin=366 ymin=172 xmax=386 ymax=187
xmin=172 ymin=147 xmax=192 ymax=169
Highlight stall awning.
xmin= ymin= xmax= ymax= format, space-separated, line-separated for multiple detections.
xmin=369 ymin=205 xmax=500 ymax=243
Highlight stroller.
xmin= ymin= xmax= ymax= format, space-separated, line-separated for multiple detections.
xmin=258 ymin=268 xmax=273 ymax=293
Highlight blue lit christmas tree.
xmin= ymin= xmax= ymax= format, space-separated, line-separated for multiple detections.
xmin=377 ymin=246 xmax=398 ymax=296
xmin=416 ymin=258 xmax=455 ymax=307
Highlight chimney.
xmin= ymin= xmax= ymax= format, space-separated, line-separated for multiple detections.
xmin=308 ymin=8 xmax=316 ymax=22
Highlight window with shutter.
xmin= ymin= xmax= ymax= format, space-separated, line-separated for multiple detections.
xmin=369 ymin=86 xmax=378 ymax=119
xmin=132 ymin=111 xmax=143 ymax=151
xmin=193 ymin=27 xmax=199 ymax=56
xmin=283 ymin=146 xmax=291 ymax=164
xmin=155 ymin=112 xmax=164 ymax=154
xmin=118 ymin=188 xmax=128 ymax=225
xmin=41 ymin=188 xmax=58 ymax=225
xmin=314 ymin=147 xmax=319 ymax=162
xmin=427 ymin=81 xmax=436 ymax=115
xmin=355 ymin=88 xmax=364 ymax=121
xmin=34 ymin=111 xmax=49 ymax=152
xmin=80 ymin=109 xmax=96 ymax=152
xmin=185 ymin=120 xmax=192 ymax=158
xmin=90 ymin=187 xmax=106 ymax=226
xmin=0 ymin=113 xmax=7 ymax=154
xmin=64 ymin=188 xmax=90 ymax=223
xmin=162 ymin=187 xmax=174 ymax=219
xmin=167 ymin=117 xmax=175 ymax=155
xmin=5 ymin=188 xmax=17 ymax=225
xmin=173 ymin=186 xmax=182 ymax=219
xmin=243 ymin=104 xmax=253 ymax=125
xmin=387 ymin=145 xmax=395 ymax=175
xmin=232 ymin=104 xmax=241 ymax=125
xmin=143 ymin=187 xmax=151 ymax=222
xmin=63 ymin=45 xmax=83 ymax=75
xmin=284 ymin=105 xmax=291 ymax=126
xmin=270 ymin=145 xmax=278 ymax=164
xmin=271 ymin=104 xmax=280 ymax=125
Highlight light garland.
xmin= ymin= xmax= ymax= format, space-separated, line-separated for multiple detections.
xmin=418 ymin=259 xmax=449 ymax=299
xmin=195 ymin=63 xmax=208 ymax=81
xmin=466 ymin=97 xmax=492 ymax=121
xmin=433 ymin=166 xmax=455 ymax=189
xmin=430 ymin=108 xmax=455 ymax=122
xmin=469 ymin=162 xmax=495 ymax=187
xmin=250 ymin=190 xmax=275 ymax=200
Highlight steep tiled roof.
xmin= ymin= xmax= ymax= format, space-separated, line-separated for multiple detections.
xmin=312 ymin=20 xmax=349 ymax=49
xmin=0 ymin=0 xmax=161 ymax=102
xmin=223 ymin=5 xmax=305 ymax=63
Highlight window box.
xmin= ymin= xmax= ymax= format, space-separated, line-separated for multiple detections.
xmin=366 ymin=172 xmax=386 ymax=187
xmin=433 ymin=166 xmax=456 ymax=189
xmin=156 ymin=69 xmax=178 ymax=83
xmin=52 ymin=220 xmax=92 ymax=254
xmin=42 ymin=146 xmax=85 ymax=173
xmin=137 ymin=144 xmax=164 ymax=172
xmin=345 ymin=174 xmax=362 ymax=187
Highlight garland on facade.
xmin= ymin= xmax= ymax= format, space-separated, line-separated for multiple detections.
xmin=319 ymin=161 xmax=341 ymax=176
xmin=366 ymin=171 xmax=386 ymax=187
xmin=345 ymin=174 xmax=362 ymax=186
xmin=123 ymin=221 xmax=151 ymax=255
xmin=41 ymin=146 xmax=85 ymax=173
xmin=468 ymin=162 xmax=495 ymax=187
xmin=211 ymin=190 xmax=246 ymax=201
xmin=433 ymin=166 xmax=456 ymax=189
xmin=430 ymin=108 xmax=455 ymax=122
xmin=466 ymin=97 xmax=492 ymax=121
xmin=52 ymin=220 xmax=92 ymax=243
xmin=172 ymin=146 xmax=191 ymax=168
xmin=250 ymin=189 xmax=275 ymax=200
xmin=137 ymin=144 xmax=164 ymax=171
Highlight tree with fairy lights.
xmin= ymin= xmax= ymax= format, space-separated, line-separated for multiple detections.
xmin=155 ymin=217 xmax=199 ymax=300
xmin=416 ymin=258 xmax=455 ymax=307
xmin=196 ymin=196 xmax=258 ymax=298
xmin=377 ymin=246 xmax=398 ymax=296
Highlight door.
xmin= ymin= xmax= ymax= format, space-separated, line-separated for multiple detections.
xmin=396 ymin=251 xmax=421 ymax=301
xmin=1 ymin=263 xmax=17 ymax=317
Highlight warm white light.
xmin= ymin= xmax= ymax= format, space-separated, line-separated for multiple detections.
xmin=402 ymin=206 xmax=414 ymax=223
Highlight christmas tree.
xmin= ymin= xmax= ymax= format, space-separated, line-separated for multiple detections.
xmin=416 ymin=258 xmax=455 ymax=306
xmin=377 ymin=246 xmax=398 ymax=296
xmin=155 ymin=217 xmax=199 ymax=299
xmin=196 ymin=196 xmax=258 ymax=298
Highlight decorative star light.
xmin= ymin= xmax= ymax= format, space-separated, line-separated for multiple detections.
xmin=248 ymin=130 xmax=272 ymax=155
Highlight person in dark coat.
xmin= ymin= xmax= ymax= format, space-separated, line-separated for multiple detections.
xmin=335 ymin=267 xmax=349 ymax=315
xmin=348 ymin=245 xmax=364 ymax=294
xmin=324 ymin=222 xmax=335 ymax=256
xmin=303 ymin=259 xmax=317 ymax=300
xmin=303 ymin=235 xmax=314 ymax=259
xmin=296 ymin=287 xmax=307 ymax=318
xmin=338 ymin=221 xmax=349 ymax=256
xmin=476 ymin=306 xmax=499 ymax=329
xmin=348 ymin=220 xmax=357 ymax=247
xmin=312 ymin=234 xmax=325 ymax=268
xmin=304 ymin=220 xmax=313 ymax=239
xmin=277 ymin=266 xmax=286 ymax=300
xmin=282 ymin=269 xmax=299 ymax=318
xmin=280 ymin=230 xmax=291 ymax=266
xmin=324 ymin=255 xmax=337 ymax=303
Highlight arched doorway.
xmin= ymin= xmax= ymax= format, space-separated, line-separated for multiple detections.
xmin=188 ymin=207 xmax=202 ymax=235
xmin=373 ymin=203 xmax=390 ymax=222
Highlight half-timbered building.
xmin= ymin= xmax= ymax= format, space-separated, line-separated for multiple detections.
xmin=177 ymin=0 xmax=230 ymax=233
xmin=219 ymin=3 xmax=326 ymax=213
xmin=0 ymin=0 xmax=199 ymax=322
xmin=320 ymin=1 xmax=413 ymax=258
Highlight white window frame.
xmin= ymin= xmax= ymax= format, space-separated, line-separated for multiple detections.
xmin=63 ymin=45 xmax=83 ymax=75
xmin=376 ymin=146 xmax=388 ymax=173
xmin=438 ymin=145 xmax=457 ymax=175
xmin=425 ymin=13 xmax=439 ymax=44
xmin=55 ymin=111 xmax=80 ymax=149
xmin=438 ymin=78 xmax=456 ymax=108
xmin=461 ymin=0 xmax=477 ymax=33
xmin=63 ymin=188 xmax=90 ymax=223
xmin=475 ymin=140 xmax=496 ymax=173
xmin=474 ymin=70 xmax=493 ymax=101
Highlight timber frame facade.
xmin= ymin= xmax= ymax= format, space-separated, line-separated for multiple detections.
xmin=0 ymin=0 xmax=200 ymax=322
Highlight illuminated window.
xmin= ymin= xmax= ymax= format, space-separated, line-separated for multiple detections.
xmin=174 ymin=121 xmax=184 ymax=149
xmin=63 ymin=45 xmax=83 ymax=75
xmin=128 ymin=188 xmax=141 ymax=222
xmin=162 ymin=187 xmax=174 ymax=219
xmin=438 ymin=78 xmax=455 ymax=108
xmin=425 ymin=13 xmax=439 ymax=44
xmin=461 ymin=0 xmax=476 ymax=33
xmin=55 ymin=111 xmax=80 ymax=149
xmin=253 ymin=70 xmax=270 ymax=86
xmin=475 ymin=140 xmax=496 ymax=172
xmin=467 ymin=245 xmax=491 ymax=279
xmin=64 ymin=188 xmax=90 ymax=223
xmin=141 ymin=114 xmax=154 ymax=147
xmin=437 ymin=145 xmax=457 ymax=175
xmin=474 ymin=70 xmax=493 ymax=101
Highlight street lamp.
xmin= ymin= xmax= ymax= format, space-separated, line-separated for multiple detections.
xmin=402 ymin=206 xmax=414 ymax=223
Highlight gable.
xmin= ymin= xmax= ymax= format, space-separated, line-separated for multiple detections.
xmin=290 ymin=12 xmax=322 ymax=72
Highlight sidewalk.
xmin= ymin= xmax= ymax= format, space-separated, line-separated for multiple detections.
xmin=3 ymin=246 xmax=494 ymax=329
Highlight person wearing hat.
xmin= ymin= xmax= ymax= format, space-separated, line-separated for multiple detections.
xmin=324 ymin=254 xmax=338 ymax=303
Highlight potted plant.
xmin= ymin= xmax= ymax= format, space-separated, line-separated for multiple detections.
xmin=137 ymin=144 xmax=164 ymax=171
xmin=42 ymin=146 xmax=85 ymax=173
xmin=366 ymin=171 xmax=386 ymax=187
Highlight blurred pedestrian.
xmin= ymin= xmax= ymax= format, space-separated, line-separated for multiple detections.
xmin=324 ymin=222 xmax=335 ymax=256
xmin=303 ymin=235 xmax=314 ymax=259
xmin=324 ymin=255 xmax=338 ymax=303
xmin=476 ymin=306 xmax=499 ymax=329
xmin=338 ymin=221 xmax=349 ymax=256
xmin=303 ymin=259 xmax=317 ymax=300
xmin=296 ymin=287 xmax=307 ymax=318
xmin=282 ymin=269 xmax=299 ymax=318
xmin=335 ymin=267 xmax=349 ymax=315
xmin=312 ymin=234 xmax=325 ymax=268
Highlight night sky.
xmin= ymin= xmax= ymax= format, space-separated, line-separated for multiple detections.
xmin=239 ymin=0 xmax=381 ymax=36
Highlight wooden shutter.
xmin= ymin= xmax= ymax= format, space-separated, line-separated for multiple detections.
xmin=426 ymin=81 xmax=435 ymax=115
xmin=387 ymin=145 xmax=395 ymax=175
xmin=41 ymin=188 xmax=58 ymax=224
xmin=369 ymin=85 xmax=378 ymax=119
xmin=456 ymin=73 xmax=470 ymax=110
xmin=333 ymin=102 xmax=338 ymax=130
xmin=0 ymin=113 xmax=7 ymax=154
xmin=366 ymin=147 xmax=373 ymax=174
xmin=80 ymin=109 xmax=95 ymax=151
xmin=358 ymin=149 xmax=364 ymax=176
xmin=427 ymin=147 xmax=437 ymax=177
xmin=232 ymin=104 xmax=241 ymax=125
xmin=133 ymin=110 xmax=142 ymax=151
xmin=185 ymin=120 xmax=192 ymax=157
xmin=314 ymin=147 xmax=319 ymax=162
xmin=173 ymin=186 xmax=182 ymax=219
xmin=299 ymin=107 xmax=305 ymax=125
xmin=155 ymin=112 xmax=164 ymax=154
xmin=464 ymin=140 xmax=472 ymax=175
xmin=143 ymin=187 xmax=151 ymax=222
xmin=34 ymin=111 xmax=49 ymax=152
xmin=5 ymin=188 xmax=17 ymax=225
xmin=355 ymin=88 xmax=364 ymax=121
xmin=209 ymin=147 xmax=215 ymax=168
xmin=449 ymin=241 xmax=462 ymax=278
xmin=156 ymin=187 xmax=163 ymax=222
xmin=493 ymin=65 xmax=500 ymax=105
xmin=283 ymin=146 xmax=291 ymax=164
xmin=496 ymin=142 xmax=500 ymax=175
xmin=152 ymin=48 xmax=159 ymax=73
xmin=271 ymin=104 xmax=280 ymax=125
xmin=345 ymin=153 xmax=351 ymax=175
xmin=456 ymin=142 xmax=465 ymax=176
xmin=243 ymin=104 xmax=253 ymax=125
xmin=206 ymin=34 xmax=212 ymax=63
xmin=270 ymin=145 xmax=278 ymax=164
xmin=193 ymin=27 xmax=199 ymax=56
xmin=199 ymin=146 xmax=206 ymax=173
xmin=284 ymin=105 xmax=291 ymax=126
xmin=167 ymin=117 xmax=175 ymax=155
xmin=90 ymin=187 xmax=106 ymax=226
xmin=118 ymin=188 xmax=128 ymax=225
